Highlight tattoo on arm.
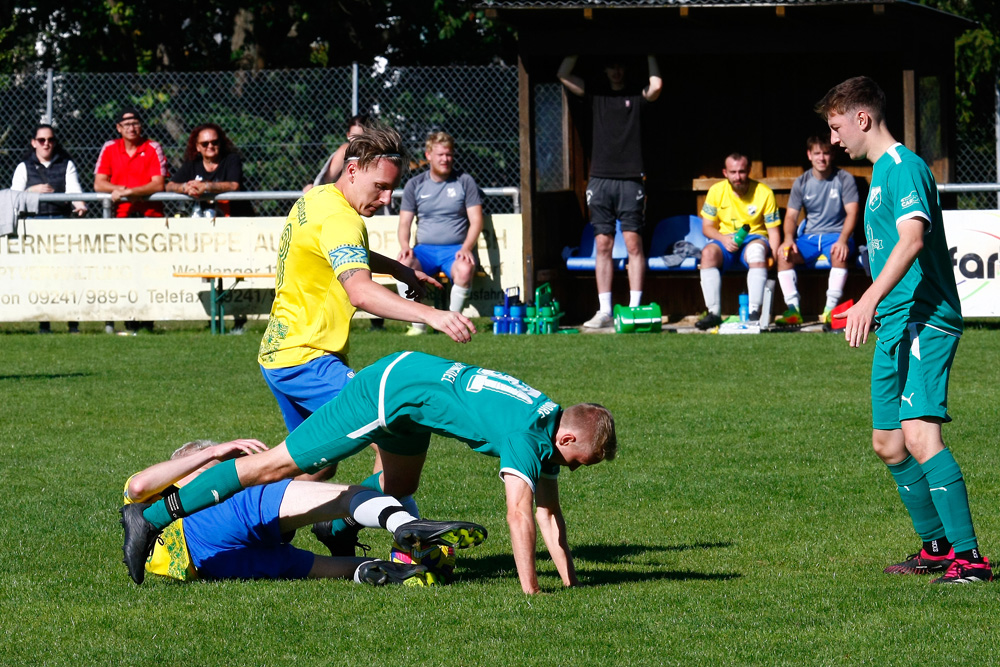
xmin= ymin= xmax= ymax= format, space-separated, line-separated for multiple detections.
xmin=337 ymin=268 xmax=364 ymax=284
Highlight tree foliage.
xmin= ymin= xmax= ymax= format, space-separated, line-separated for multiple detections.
xmin=0 ymin=1 xmax=517 ymax=73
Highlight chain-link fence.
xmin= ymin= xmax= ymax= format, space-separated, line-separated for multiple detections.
xmin=954 ymin=104 xmax=999 ymax=210
xmin=0 ymin=65 xmax=519 ymax=217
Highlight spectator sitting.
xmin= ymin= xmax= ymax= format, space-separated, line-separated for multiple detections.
xmin=395 ymin=131 xmax=484 ymax=334
xmin=774 ymin=136 xmax=860 ymax=326
xmin=166 ymin=123 xmax=250 ymax=217
xmin=94 ymin=108 xmax=168 ymax=334
xmin=303 ymin=114 xmax=370 ymax=193
xmin=11 ymin=124 xmax=86 ymax=334
xmin=696 ymin=153 xmax=781 ymax=330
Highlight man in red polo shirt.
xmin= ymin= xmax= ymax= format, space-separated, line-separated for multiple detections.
xmin=94 ymin=108 xmax=168 ymax=218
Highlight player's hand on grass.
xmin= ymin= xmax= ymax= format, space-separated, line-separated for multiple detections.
xmin=211 ymin=439 xmax=269 ymax=461
xmin=426 ymin=310 xmax=476 ymax=343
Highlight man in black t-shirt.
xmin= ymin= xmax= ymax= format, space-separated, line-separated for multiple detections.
xmin=558 ymin=55 xmax=662 ymax=329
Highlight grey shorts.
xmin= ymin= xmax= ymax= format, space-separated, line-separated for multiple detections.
xmin=586 ymin=177 xmax=645 ymax=235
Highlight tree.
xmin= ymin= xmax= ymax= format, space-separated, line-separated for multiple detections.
xmin=0 ymin=1 xmax=516 ymax=73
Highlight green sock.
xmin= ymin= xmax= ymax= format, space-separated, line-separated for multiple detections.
xmin=329 ymin=472 xmax=384 ymax=537
xmin=142 ymin=459 xmax=244 ymax=530
xmin=922 ymin=448 xmax=978 ymax=553
xmin=887 ymin=455 xmax=945 ymax=542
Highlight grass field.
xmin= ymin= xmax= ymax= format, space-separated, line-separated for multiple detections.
xmin=2 ymin=321 xmax=1000 ymax=666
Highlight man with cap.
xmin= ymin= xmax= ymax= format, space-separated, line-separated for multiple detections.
xmin=94 ymin=108 xmax=169 ymax=218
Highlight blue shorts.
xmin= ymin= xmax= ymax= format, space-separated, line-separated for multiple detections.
xmin=413 ymin=244 xmax=463 ymax=280
xmin=184 ymin=479 xmax=315 ymax=580
xmin=706 ymin=234 xmax=767 ymax=271
xmin=261 ymin=354 xmax=356 ymax=431
xmin=797 ymin=233 xmax=855 ymax=267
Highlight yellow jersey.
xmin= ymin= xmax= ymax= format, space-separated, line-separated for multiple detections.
xmin=701 ymin=179 xmax=781 ymax=236
xmin=259 ymin=185 xmax=372 ymax=369
xmin=123 ymin=476 xmax=198 ymax=581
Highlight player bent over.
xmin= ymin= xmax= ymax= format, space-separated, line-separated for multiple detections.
xmin=124 ymin=351 xmax=617 ymax=594
xmin=121 ymin=437 xmax=485 ymax=585
xmin=819 ymin=76 xmax=991 ymax=583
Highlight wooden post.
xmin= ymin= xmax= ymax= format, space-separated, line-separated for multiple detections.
xmin=903 ymin=69 xmax=917 ymax=152
xmin=518 ymin=56 xmax=536 ymax=296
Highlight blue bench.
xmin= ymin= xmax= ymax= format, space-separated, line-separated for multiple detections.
xmin=647 ymin=215 xmax=707 ymax=271
xmin=564 ymin=220 xmax=629 ymax=271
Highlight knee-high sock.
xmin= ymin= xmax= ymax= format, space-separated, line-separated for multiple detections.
xmin=826 ymin=267 xmax=848 ymax=311
xmin=887 ymin=455 xmax=945 ymax=541
xmin=328 ymin=472 xmax=384 ymax=535
xmin=349 ymin=489 xmax=417 ymax=534
xmin=747 ymin=268 xmax=767 ymax=309
xmin=777 ymin=269 xmax=799 ymax=309
xmin=922 ymin=448 xmax=978 ymax=553
xmin=143 ymin=459 xmax=244 ymax=530
xmin=449 ymin=284 xmax=470 ymax=312
xmin=700 ymin=268 xmax=721 ymax=315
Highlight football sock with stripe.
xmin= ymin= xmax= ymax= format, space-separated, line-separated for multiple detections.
xmin=921 ymin=448 xmax=978 ymax=553
xmin=349 ymin=489 xmax=416 ymax=534
xmin=887 ymin=454 xmax=945 ymax=542
xmin=142 ymin=458 xmax=244 ymax=529
xmin=327 ymin=471 xmax=384 ymax=536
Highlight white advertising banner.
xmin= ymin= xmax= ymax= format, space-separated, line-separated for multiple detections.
xmin=943 ymin=210 xmax=1000 ymax=317
xmin=0 ymin=214 xmax=523 ymax=322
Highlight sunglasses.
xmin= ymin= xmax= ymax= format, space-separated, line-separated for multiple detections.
xmin=199 ymin=139 xmax=220 ymax=147
xmin=34 ymin=137 xmax=55 ymax=144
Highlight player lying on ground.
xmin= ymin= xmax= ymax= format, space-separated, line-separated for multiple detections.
xmin=121 ymin=437 xmax=486 ymax=585
xmin=124 ymin=351 xmax=617 ymax=594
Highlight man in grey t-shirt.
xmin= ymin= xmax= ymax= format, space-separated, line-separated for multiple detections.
xmin=397 ymin=132 xmax=484 ymax=334
xmin=775 ymin=136 xmax=860 ymax=326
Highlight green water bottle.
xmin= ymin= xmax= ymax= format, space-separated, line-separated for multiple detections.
xmin=732 ymin=224 xmax=751 ymax=248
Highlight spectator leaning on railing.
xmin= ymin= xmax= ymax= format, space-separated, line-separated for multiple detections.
xmin=11 ymin=123 xmax=86 ymax=334
xmin=166 ymin=123 xmax=251 ymax=218
xmin=94 ymin=108 xmax=168 ymax=334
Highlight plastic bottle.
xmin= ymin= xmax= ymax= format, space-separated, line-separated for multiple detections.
xmin=738 ymin=293 xmax=750 ymax=322
xmin=510 ymin=305 xmax=525 ymax=334
xmin=493 ymin=305 xmax=508 ymax=334
xmin=732 ymin=224 xmax=751 ymax=247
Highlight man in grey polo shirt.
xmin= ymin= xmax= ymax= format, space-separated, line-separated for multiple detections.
xmin=775 ymin=135 xmax=860 ymax=326
xmin=396 ymin=131 xmax=484 ymax=335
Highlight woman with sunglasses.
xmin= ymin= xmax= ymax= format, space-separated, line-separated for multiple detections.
xmin=167 ymin=123 xmax=249 ymax=217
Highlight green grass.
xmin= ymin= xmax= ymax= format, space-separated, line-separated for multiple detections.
xmin=2 ymin=323 xmax=1000 ymax=665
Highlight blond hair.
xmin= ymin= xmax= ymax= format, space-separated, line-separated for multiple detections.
xmin=562 ymin=403 xmax=617 ymax=461
xmin=344 ymin=121 xmax=407 ymax=171
xmin=170 ymin=439 xmax=217 ymax=460
xmin=424 ymin=131 xmax=455 ymax=154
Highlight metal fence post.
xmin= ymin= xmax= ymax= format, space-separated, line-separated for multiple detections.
xmin=352 ymin=62 xmax=359 ymax=115
xmin=46 ymin=69 xmax=53 ymax=124
xmin=995 ymin=76 xmax=999 ymax=209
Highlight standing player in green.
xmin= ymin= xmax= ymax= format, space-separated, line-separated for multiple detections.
xmin=818 ymin=76 xmax=991 ymax=584
xmin=123 ymin=351 xmax=617 ymax=594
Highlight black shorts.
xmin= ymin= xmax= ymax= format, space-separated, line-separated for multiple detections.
xmin=586 ymin=177 xmax=645 ymax=235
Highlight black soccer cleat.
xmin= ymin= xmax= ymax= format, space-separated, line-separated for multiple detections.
xmin=883 ymin=549 xmax=954 ymax=575
xmin=356 ymin=560 xmax=432 ymax=586
xmin=931 ymin=557 xmax=993 ymax=584
xmin=119 ymin=503 xmax=161 ymax=585
xmin=311 ymin=520 xmax=369 ymax=557
xmin=392 ymin=519 xmax=487 ymax=552
xmin=695 ymin=312 xmax=723 ymax=331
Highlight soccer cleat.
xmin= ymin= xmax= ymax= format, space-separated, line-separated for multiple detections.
xmin=119 ymin=503 xmax=161 ymax=585
xmin=820 ymin=308 xmax=833 ymax=325
xmin=405 ymin=325 xmax=427 ymax=336
xmin=775 ymin=306 xmax=803 ymax=326
xmin=695 ymin=312 xmax=723 ymax=331
xmin=883 ymin=548 xmax=954 ymax=575
xmin=392 ymin=519 xmax=487 ymax=553
xmin=356 ymin=560 xmax=432 ymax=586
xmin=931 ymin=557 xmax=993 ymax=584
xmin=311 ymin=521 xmax=368 ymax=557
xmin=392 ymin=542 xmax=456 ymax=584
xmin=582 ymin=311 xmax=613 ymax=329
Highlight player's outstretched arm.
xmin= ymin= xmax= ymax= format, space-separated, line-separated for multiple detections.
xmin=535 ymin=477 xmax=578 ymax=588
xmin=504 ymin=473 xmax=542 ymax=594
xmin=126 ymin=439 xmax=269 ymax=502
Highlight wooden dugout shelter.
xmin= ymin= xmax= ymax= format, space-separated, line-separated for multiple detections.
xmin=483 ymin=0 xmax=974 ymax=318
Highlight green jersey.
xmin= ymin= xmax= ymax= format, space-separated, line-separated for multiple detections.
xmin=866 ymin=143 xmax=962 ymax=344
xmin=288 ymin=351 xmax=562 ymax=491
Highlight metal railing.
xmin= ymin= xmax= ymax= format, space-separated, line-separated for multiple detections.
xmin=34 ymin=187 xmax=521 ymax=217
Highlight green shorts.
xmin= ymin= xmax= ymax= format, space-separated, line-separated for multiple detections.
xmin=871 ymin=323 xmax=958 ymax=430
xmin=285 ymin=353 xmax=431 ymax=474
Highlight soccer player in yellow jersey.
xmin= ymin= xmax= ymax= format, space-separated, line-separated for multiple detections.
xmin=257 ymin=125 xmax=476 ymax=556
xmin=696 ymin=153 xmax=781 ymax=330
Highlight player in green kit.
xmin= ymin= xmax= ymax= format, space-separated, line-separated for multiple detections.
xmin=123 ymin=351 xmax=617 ymax=593
xmin=817 ymin=76 xmax=991 ymax=584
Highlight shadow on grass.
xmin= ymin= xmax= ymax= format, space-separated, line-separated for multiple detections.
xmin=0 ymin=372 xmax=92 ymax=381
xmin=456 ymin=541 xmax=740 ymax=585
